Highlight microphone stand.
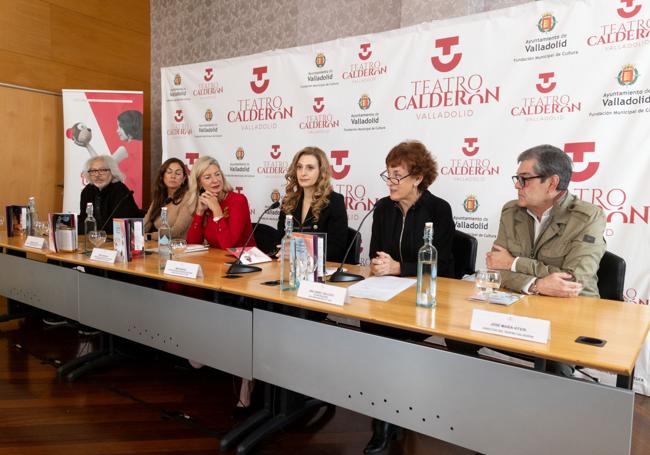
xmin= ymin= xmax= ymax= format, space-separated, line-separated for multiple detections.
xmin=226 ymin=201 xmax=280 ymax=276
xmin=328 ymin=204 xmax=376 ymax=283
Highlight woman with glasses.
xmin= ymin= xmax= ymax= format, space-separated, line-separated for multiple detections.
xmin=143 ymin=158 xmax=192 ymax=238
xmin=185 ymin=155 xmax=255 ymax=249
xmin=78 ymin=155 xmax=141 ymax=235
xmin=278 ymin=147 xmax=348 ymax=262
xmin=362 ymin=140 xmax=456 ymax=455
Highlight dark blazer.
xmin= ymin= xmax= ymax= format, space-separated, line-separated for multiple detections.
xmin=277 ymin=191 xmax=348 ymax=263
xmin=369 ymin=190 xmax=455 ymax=278
xmin=78 ymin=181 xmax=141 ymax=235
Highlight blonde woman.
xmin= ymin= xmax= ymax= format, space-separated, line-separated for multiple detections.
xmin=185 ymin=156 xmax=255 ymax=249
xmin=278 ymin=147 xmax=348 ymax=262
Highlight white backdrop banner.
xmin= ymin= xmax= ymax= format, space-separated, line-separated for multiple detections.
xmin=161 ymin=0 xmax=650 ymax=393
xmin=63 ymin=90 xmax=144 ymax=211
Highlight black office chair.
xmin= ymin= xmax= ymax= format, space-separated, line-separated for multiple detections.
xmin=252 ymin=223 xmax=281 ymax=255
xmin=597 ymin=251 xmax=626 ymax=301
xmin=344 ymin=227 xmax=361 ymax=265
xmin=451 ymin=230 xmax=478 ymax=279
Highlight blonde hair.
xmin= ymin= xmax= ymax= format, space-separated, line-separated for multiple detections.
xmin=187 ymin=156 xmax=233 ymax=211
xmin=82 ymin=155 xmax=124 ymax=183
xmin=282 ymin=147 xmax=332 ymax=221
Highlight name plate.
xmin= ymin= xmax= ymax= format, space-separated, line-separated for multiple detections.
xmin=470 ymin=309 xmax=550 ymax=344
xmin=24 ymin=236 xmax=45 ymax=249
xmin=298 ymin=281 xmax=348 ymax=306
xmin=164 ymin=260 xmax=204 ymax=279
xmin=90 ymin=248 xmax=117 ymax=263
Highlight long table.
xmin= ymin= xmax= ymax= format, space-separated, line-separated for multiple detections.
xmin=1 ymin=233 xmax=649 ymax=454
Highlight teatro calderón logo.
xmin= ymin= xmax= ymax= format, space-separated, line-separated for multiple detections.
xmin=299 ymin=96 xmax=340 ymax=131
xmin=587 ymin=0 xmax=649 ymax=49
xmin=167 ymin=109 xmax=192 ymax=137
xmin=192 ymin=67 xmax=224 ymax=97
xmin=227 ymin=66 xmax=294 ymax=130
xmin=439 ymin=137 xmax=500 ymax=181
xmin=329 ymin=150 xmax=351 ymax=180
xmin=394 ymin=35 xmax=500 ymax=120
xmin=565 ymin=141 xmax=649 ymax=230
xmin=510 ymin=72 xmax=581 ymax=120
xmin=341 ymin=42 xmax=388 ymax=81
xmin=258 ymin=145 xmax=289 ymax=176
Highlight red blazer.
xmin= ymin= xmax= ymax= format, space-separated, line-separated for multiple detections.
xmin=186 ymin=191 xmax=256 ymax=249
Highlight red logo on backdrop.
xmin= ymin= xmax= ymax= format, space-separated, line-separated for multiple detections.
xmin=330 ymin=150 xmax=351 ymax=179
xmin=186 ymin=152 xmax=199 ymax=165
xmin=564 ymin=142 xmax=599 ymax=182
xmin=536 ymin=72 xmax=556 ymax=93
xmin=174 ymin=110 xmax=184 ymax=122
xmin=204 ymin=67 xmax=214 ymax=81
xmin=270 ymin=144 xmax=281 ymax=159
xmin=235 ymin=186 xmax=243 ymax=194
xmin=462 ymin=138 xmax=479 ymax=156
xmin=313 ymin=97 xmax=325 ymax=113
xmin=358 ymin=43 xmax=372 ymax=60
xmin=431 ymin=36 xmax=462 ymax=72
xmin=617 ymin=0 xmax=642 ymax=18
xmin=250 ymin=66 xmax=270 ymax=94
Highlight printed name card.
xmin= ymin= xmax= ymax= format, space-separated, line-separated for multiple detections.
xmin=24 ymin=236 xmax=45 ymax=249
xmin=90 ymin=248 xmax=117 ymax=263
xmin=298 ymin=281 xmax=348 ymax=306
xmin=164 ymin=260 xmax=204 ymax=279
xmin=470 ymin=309 xmax=550 ymax=344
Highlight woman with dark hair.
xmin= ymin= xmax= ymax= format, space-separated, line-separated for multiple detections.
xmin=116 ymin=110 xmax=143 ymax=141
xmin=143 ymin=158 xmax=192 ymax=238
xmin=277 ymin=147 xmax=348 ymax=262
xmin=362 ymin=140 xmax=456 ymax=455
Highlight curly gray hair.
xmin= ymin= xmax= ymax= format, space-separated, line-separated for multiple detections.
xmin=82 ymin=155 xmax=125 ymax=183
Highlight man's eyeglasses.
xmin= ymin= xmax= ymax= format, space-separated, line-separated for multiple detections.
xmin=380 ymin=170 xmax=411 ymax=185
xmin=88 ymin=168 xmax=110 ymax=176
xmin=511 ymin=175 xmax=544 ymax=187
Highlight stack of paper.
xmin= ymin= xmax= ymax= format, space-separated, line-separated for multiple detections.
xmin=348 ymin=276 xmax=416 ymax=301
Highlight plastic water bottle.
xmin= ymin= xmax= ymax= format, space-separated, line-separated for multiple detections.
xmin=83 ymin=202 xmax=97 ymax=253
xmin=416 ymin=222 xmax=437 ymax=308
xmin=279 ymin=217 xmax=297 ymax=291
xmin=158 ymin=207 xmax=171 ymax=269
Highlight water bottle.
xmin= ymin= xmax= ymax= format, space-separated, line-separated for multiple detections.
xmin=83 ymin=202 xmax=97 ymax=253
xmin=27 ymin=196 xmax=37 ymax=236
xmin=416 ymin=222 xmax=437 ymax=308
xmin=158 ymin=207 xmax=172 ymax=268
xmin=279 ymin=217 xmax=297 ymax=291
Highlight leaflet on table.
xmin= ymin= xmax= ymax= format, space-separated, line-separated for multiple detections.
xmin=113 ymin=218 xmax=144 ymax=262
xmin=468 ymin=291 xmax=523 ymax=306
xmin=227 ymin=246 xmax=272 ymax=264
xmin=48 ymin=213 xmax=78 ymax=252
xmin=5 ymin=205 xmax=29 ymax=237
xmin=348 ymin=276 xmax=416 ymax=301
xmin=293 ymin=232 xmax=326 ymax=283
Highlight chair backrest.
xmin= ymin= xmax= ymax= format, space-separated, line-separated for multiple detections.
xmin=344 ymin=227 xmax=361 ymax=265
xmin=452 ymin=230 xmax=478 ymax=279
xmin=597 ymin=251 xmax=626 ymax=301
xmin=252 ymin=223 xmax=281 ymax=255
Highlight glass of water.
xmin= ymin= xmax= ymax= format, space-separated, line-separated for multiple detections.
xmin=476 ymin=270 xmax=502 ymax=300
xmin=88 ymin=230 xmax=107 ymax=248
xmin=170 ymin=238 xmax=187 ymax=259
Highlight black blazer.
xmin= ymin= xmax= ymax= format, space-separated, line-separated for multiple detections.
xmin=78 ymin=181 xmax=141 ymax=235
xmin=369 ymin=190 xmax=455 ymax=278
xmin=277 ymin=191 xmax=348 ymax=263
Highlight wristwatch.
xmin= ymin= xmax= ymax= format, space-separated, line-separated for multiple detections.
xmin=529 ymin=279 xmax=540 ymax=295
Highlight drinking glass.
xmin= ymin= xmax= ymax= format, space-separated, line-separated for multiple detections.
xmin=170 ymin=238 xmax=187 ymax=259
xmin=88 ymin=230 xmax=107 ymax=248
xmin=476 ymin=270 xmax=502 ymax=300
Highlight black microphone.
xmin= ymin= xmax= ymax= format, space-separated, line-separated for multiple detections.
xmin=99 ymin=190 xmax=136 ymax=231
xmin=226 ymin=201 xmax=280 ymax=276
xmin=328 ymin=203 xmax=377 ymax=283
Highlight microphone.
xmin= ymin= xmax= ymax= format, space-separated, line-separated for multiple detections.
xmin=226 ymin=201 xmax=280 ymax=276
xmin=99 ymin=190 xmax=136 ymax=231
xmin=328 ymin=203 xmax=377 ymax=283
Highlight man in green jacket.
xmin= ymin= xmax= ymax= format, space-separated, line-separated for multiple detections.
xmin=486 ymin=144 xmax=606 ymax=297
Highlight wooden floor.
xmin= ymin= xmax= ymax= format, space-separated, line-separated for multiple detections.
xmin=0 ymin=300 xmax=649 ymax=455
